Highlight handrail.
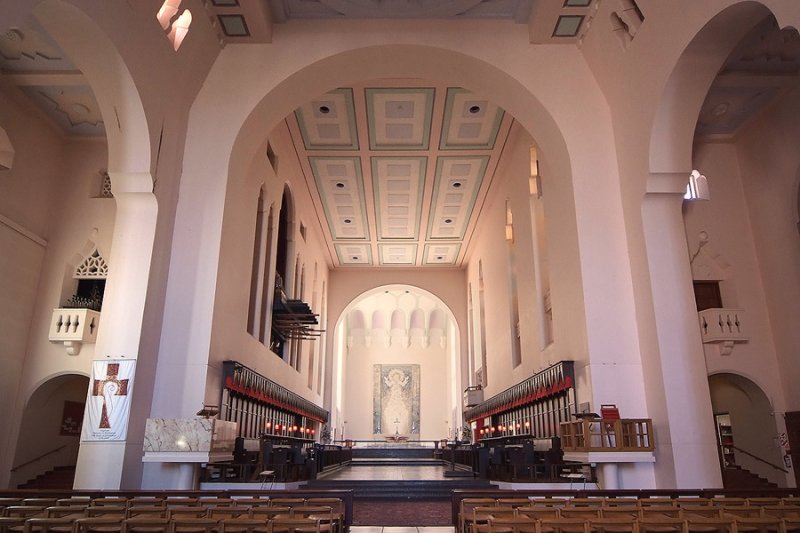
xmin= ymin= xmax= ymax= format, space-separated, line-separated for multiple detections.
xmin=731 ymin=444 xmax=789 ymax=474
xmin=11 ymin=445 xmax=67 ymax=472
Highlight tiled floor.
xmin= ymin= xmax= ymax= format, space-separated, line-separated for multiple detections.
xmin=350 ymin=526 xmax=455 ymax=533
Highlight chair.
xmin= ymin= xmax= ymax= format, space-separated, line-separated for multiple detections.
xmin=762 ymin=507 xmax=800 ymax=519
xmin=681 ymin=507 xmax=722 ymax=520
xmin=90 ymin=500 xmax=128 ymax=508
xmin=460 ymin=500 xmax=499 ymax=533
xmin=600 ymin=508 xmax=640 ymax=520
xmin=55 ymin=499 xmax=92 ymax=508
xmin=561 ymin=509 xmax=602 ymax=520
xmin=747 ymin=500 xmax=783 ymax=509
xmin=588 ymin=517 xmax=639 ymax=533
xmin=217 ymin=518 xmax=270 ymax=533
xmin=302 ymin=500 xmax=343 ymax=533
xmin=638 ymin=500 xmax=676 ymax=509
xmin=207 ymin=508 xmax=251 ymax=520
xmin=684 ymin=517 xmax=736 ymax=533
xmin=167 ymin=508 xmax=208 ymax=520
xmin=248 ymin=508 xmax=292 ymax=522
xmin=568 ymin=500 xmax=606 ymax=509
xmin=85 ymin=507 xmax=127 ymax=519
xmin=731 ymin=516 xmax=786 ymax=533
xmin=72 ymin=516 xmax=126 ymax=533
xmin=267 ymin=518 xmax=321 ymax=533
xmin=675 ymin=499 xmax=711 ymax=508
xmin=267 ymin=501 xmax=305 ymax=510
xmin=723 ymin=507 xmax=764 ymax=519
xmin=121 ymin=516 xmax=171 ymax=533
xmin=0 ymin=516 xmax=29 ymax=533
xmin=528 ymin=499 xmax=569 ymax=509
xmin=637 ymin=517 xmax=688 ymax=533
xmin=169 ymin=517 xmax=219 ymax=533
xmin=127 ymin=499 xmax=165 ymax=509
xmin=484 ymin=516 xmax=538 ymax=533
xmin=126 ymin=507 xmax=169 ymax=519
xmin=712 ymin=499 xmax=748 ymax=508
xmin=640 ymin=508 xmax=684 ymax=520
xmin=164 ymin=500 xmax=200 ymax=509
xmin=21 ymin=501 xmax=58 ymax=510
xmin=538 ymin=517 xmax=590 ymax=533
xmin=498 ymin=500 xmax=535 ymax=509
xmin=603 ymin=500 xmax=640 ymax=509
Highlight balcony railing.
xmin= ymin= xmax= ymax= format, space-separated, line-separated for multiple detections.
xmin=48 ymin=308 xmax=100 ymax=355
xmin=698 ymin=308 xmax=747 ymax=343
xmin=560 ymin=418 xmax=654 ymax=452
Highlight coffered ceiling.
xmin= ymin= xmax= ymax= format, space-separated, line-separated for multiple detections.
xmin=287 ymin=82 xmax=512 ymax=268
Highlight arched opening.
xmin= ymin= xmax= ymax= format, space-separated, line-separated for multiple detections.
xmin=709 ymin=372 xmax=787 ymax=488
xmin=10 ymin=373 xmax=89 ymax=489
xmin=332 ymin=284 xmax=461 ymax=442
xmin=270 ymin=186 xmax=294 ymax=358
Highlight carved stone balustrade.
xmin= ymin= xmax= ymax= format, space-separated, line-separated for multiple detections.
xmin=48 ymin=308 xmax=100 ymax=355
xmin=698 ymin=307 xmax=748 ymax=355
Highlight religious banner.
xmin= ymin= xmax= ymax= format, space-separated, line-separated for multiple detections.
xmin=82 ymin=359 xmax=135 ymax=441
xmin=373 ymin=364 xmax=420 ymax=438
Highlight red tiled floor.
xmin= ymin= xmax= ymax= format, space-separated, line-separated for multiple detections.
xmin=353 ymin=499 xmax=452 ymax=526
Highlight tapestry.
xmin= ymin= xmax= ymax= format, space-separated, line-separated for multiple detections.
xmin=373 ymin=364 xmax=420 ymax=437
xmin=60 ymin=401 xmax=84 ymax=436
xmin=82 ymin=359 xmax=135 ymax=441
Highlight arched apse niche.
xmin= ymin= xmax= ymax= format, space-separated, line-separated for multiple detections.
xmin=708 ymin=372 xmax=788 ymax=488
xmin=10 ymin=373 xmax=90 ymax=489
xmin=332 ymin=285 xmax=460 ymax=442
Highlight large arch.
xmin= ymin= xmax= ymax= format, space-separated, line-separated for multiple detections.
xmin=0 ymin=0 xmax=157 ymax=489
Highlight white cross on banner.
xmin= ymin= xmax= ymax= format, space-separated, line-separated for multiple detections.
xmin=82 ymin=359 xmax=136 ymax=441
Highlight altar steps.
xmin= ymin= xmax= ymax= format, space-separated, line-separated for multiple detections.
xmin=349 ymin=457 xmax=443 ymax=466
xmin=305 ymin=477 xmax=495 ymax=500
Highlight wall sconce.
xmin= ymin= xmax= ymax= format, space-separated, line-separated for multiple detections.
xmin=685 ymin=169 xmax=710 ymax=200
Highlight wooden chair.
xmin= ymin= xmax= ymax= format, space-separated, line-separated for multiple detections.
xmin=781 ymin=517 xmax=800 ymax=533
xmin=248 ymin=508 xmax=291 ymax=522
xmin=567 ymin=500 xmax=606 ymax=509
xmin=684 ymin=517 xmax=736 ymax=533
xmin=127 ymin=499 xmax=165 ymax=509
xmin=730 ymin=516 xmax=786 ymax=533
xmin=303 ymin=500 xmax=343 ymax=533
xmin=267 ymin=517 xmax=321 ymax=533
xmin=681 ymin=507 xmax=722 ymax=520
xmin=587 ymin=517 xmax=639 ymax=533
xmin=461 ymin=499 xmax=499 ymax=533
xmin=561 ymin=509 xmax=602 ymax=520
xmin=207 ymin=508 xmax=250 ymax=520
xmin=72 ymin=516 xmax=126 ymax=533
xmin=483 ymin=516 xmax=538 ymax=533
xmin=167 ymin=508 xmax=208 ymax=520
xmin=712 ymin=499 xmax=748 ymax=508
xmin=90 ymin=500 xmax=128 ymax=508
xmin=267 ymin=501 xmax=305 ymax=510
xmin=21 ymin=501 xmax=58 ymax=509
xmin=599 ymin=508 xmax=640 ymax=521
xmin=498 ymin=500 xmax=535 ymax=509
xmin=121 ymin=516 xmax=171 ymax=533
xmin=55 ymin=499 xmax=91 ymax=508
xmin=126 ymin=507 xmax=168 ymax=519
xmin=528 ymin=499 xmax=569 ymax=509
xmin=164 ymin=500 xmax=200 ymax=509
xmin=217 ymin=518 xmax=269 ymax=533
xmin=22 ymin=517 xmax=77 ymax=533
xmin=517 ymin=507 xmax=560 ymax=521
xmin=0 ymin=516 xmax=29 ymax=533
xmin=84 ymin=507 xmax=126 ymax=519
xmin=638 ymin=500 xmax=676 ymax=509
xmin=603 ymin=500 xmax=640 ymax=509
xmin=538 ymin=517 xmax=590 ymax=533
xmin=640 ymin=508 xmax=684 ymax=520
xmin=169 ymin=517 xmax=219 ymax=533
xmin=637 ymin=517 xmax=688 ymax=533
xmin=675 ymin=499 xmax=711 ymax=508
xmin=746 ymin=500 xmax=783 ymax=509
xmin=761 ymin=507 xmax=800 ymax=519
xmin=723 ymin=507 xmax=765 ymax=519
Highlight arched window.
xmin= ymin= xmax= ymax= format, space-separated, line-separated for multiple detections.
xmin=247 ymin=189 xmax=271 ymax=340
xmin=270 ymin=186 xmax=294 ymax=358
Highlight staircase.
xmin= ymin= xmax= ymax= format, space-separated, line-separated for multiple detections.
xmin=18 ymin=466 xmax=76 ymax=489
xmin=722 ymin=466 xmax=778 ymax=490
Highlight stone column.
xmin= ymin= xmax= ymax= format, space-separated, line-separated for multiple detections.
xmin=73 ymin=172 xmax=157 ymax=489
xmin=640 ymin=172 xmax=722 ymax=488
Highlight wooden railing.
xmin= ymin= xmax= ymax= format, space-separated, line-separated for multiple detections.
xmin=559 ymin=418 xmax=654 ymax=452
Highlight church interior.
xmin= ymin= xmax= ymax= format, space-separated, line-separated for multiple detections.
xmin=2 ymin=0 xmax=800 ymax=517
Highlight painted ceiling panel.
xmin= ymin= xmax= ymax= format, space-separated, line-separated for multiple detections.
xmin=423 ymin=243 xmax=461 ymax=265
xmin=366 ymin=88 xmax=434 ymax=150
xmin=310 ymin=156 xmax=370 ymax=240
xmin=428 ymin=156 xmax=488 ymax=240
xmin=295 ymin=88 xmax=359 ymax=150
xmin=372 ymin=156 xmax=426 ymax=240
xmin=379 ymin=243 xmax=418 ymax=265
xmin=335 ymin=243 xmax=373 ymax=265
xmin=440 ymin=87 xmax=504 ymax=149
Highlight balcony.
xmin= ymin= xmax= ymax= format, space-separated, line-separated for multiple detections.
xmin=560 ymin=418 xmax=654 ymax=453
xmin=698 ymin=308 xmax=748 ymax=355
xmin=48 ymin=308 xmax=100 ymax=355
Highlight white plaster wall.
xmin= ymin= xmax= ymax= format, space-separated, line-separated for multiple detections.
xmin=204 ymin=121 xmax=331 ymax=418
xmin=733 ymin=86 xmax=800 ymax=412
xmin=345 ymin=341 xmax=449 ymax=441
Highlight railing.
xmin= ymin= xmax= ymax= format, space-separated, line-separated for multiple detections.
xmin=560 ymin=418 xmax=654 ymax=452
xmin=332 ymin=439 xmax=440 ymax=448
xmin=48 ymin=308 xmax=100 ymax=355
xmin=731 ymin=445 xmax=789 ymax=474
xmin=11 ymin=445 xmax=67 ymax=472
xmin=698 ymin=308 xmax=747 ymax=343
